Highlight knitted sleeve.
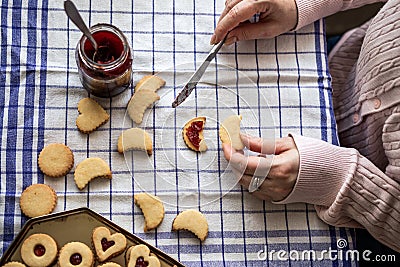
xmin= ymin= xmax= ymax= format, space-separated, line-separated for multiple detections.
xmin=274 ymin=134 xmax=400 ymax=252
xmin=294 ymin=0 xmax=387 ymax=30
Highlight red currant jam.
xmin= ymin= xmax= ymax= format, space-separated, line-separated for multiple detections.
xmin=70 ymin=253 xmax=82 ymax=265
xmin=84 ymin=31 xmax=123 ymax=65
xmin=76 ymin=23 xmax=132 ymax=98
xmin=186 ymin=121 xmax=203 ymax=150
xmin=101 ymin=237 xmax=115 ymax=251
xmin=34 ymin=244 xmax=46 ymax=257
xmin=135 ymin=256 xmax=148 ymax=267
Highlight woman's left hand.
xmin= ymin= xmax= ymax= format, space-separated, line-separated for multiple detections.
xmin=222 ymin=134 xmax=299 ymax=201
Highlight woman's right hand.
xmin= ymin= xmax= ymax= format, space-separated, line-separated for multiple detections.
xmin=210 ymin=0 xmax=298 ymax=45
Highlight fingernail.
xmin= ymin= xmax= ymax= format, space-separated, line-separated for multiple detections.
xmin=210 ymin=34 xmax=216 ymax=45
xmin=225 ymin=36 xmax=237 ymax=45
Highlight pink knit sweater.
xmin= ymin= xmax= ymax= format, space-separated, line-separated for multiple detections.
xmin=275 ymin=0 xmax=400 ymax=252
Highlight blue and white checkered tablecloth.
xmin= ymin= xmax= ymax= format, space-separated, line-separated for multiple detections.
xmin=0 ymin=0 xmax=357 ymax=266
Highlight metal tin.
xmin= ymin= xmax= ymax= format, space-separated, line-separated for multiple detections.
xmin=0 ymin=207 xmax=184 ymax=267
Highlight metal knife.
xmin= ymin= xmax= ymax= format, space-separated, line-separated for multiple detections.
xmin=172 ymin=36 xmax=227 ymax=108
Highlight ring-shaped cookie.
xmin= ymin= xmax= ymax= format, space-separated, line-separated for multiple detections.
xmin=2 ymin=262 xmax=27 ymax=267
xmin=58 ymin=242 xmax=94 ymax=267
xmin=20 ymin=233 xmax=58 ymax=267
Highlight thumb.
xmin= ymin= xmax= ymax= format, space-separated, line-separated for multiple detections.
xmin=241 ymin=133 xmax=275 ymax=155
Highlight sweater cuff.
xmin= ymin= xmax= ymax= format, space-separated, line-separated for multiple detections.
xmin=274 ymin=134 xmax=358 ymax=206
xmin=294 ymin=0 xmax=343 ymax=30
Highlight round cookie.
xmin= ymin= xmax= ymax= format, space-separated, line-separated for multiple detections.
xmin=1 ymin=262 xmax=26 ymax=267
xmin=97 ymin=263 xmax=121 ymax=267
xmin=20 ymin=233 xmax=58 ymax=267
xmin=58 ymin=242 xmax=94 ymax=267
xmin=19 ymin=184 xmax=57 ymax=218
xmin=38 ymin=143 xmax=74 ymax=177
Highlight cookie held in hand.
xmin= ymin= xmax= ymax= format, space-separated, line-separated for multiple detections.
xmin=117 ymin=128 xmax=153 ymax=155
xmin=172 ymin=209 xmax=208 ymax=241
xmin=134 ymin=193 xmax=165 ymax=232
xmin=76 ymin=98 xmax=110 ymax=134
xmin=183 ymin=116 xmax=207 ymax=152
xmin=92 ymin=226 xmax=127 ymax=262
xmin=219 ymin=114 xmax=244 ymax=150
xmin=74 ymin=157 xmax=112 ymax=190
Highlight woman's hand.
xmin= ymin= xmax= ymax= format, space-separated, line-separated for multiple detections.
xmin=222 ymin=134 xmax=299 ymax=201
xmin=210 ymin=0 xmax=298 ymax=45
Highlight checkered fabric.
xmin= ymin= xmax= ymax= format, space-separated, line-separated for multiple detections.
xmin=0 ymin=0 xmax=356 ymax=266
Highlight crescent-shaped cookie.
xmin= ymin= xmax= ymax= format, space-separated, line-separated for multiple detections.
xmin=127 ymin=90 xmax=160 ymax=124
xmin=74 ymin=157 xmax=112 ymax=190
xmin=134 ymin=75 xmax=166 ymax=93
xmin=172 ymin=209 xmax=208 ymax=241
xmin=134 ymin=193 xmax=165 ymax=232
xmin=117 ymin=128 xmax=153 ymax=155
xmin=219 ymin=114 xmax=244 ymax=150
xmin=182 ymin=116 xmax=207 ymax=152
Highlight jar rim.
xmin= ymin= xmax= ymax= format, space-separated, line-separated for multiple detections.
xmin=78 ymin=23 xmax=129 ymax=69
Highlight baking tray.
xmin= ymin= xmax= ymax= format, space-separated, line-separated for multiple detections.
xmin=0 ymin=207 xmax=184 ymax=267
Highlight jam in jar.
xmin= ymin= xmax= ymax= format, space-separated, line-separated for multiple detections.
xmin=75 ymin=23 xmax=132 ymax=98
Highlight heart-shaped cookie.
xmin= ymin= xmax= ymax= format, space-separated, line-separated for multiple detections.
xmin=126 ymin=244 xmax=160 ymax=267
xmin=76 ymin=98 xmax=110 ymax=134
xmin=92 ymin=226 xmax=127 ymax=262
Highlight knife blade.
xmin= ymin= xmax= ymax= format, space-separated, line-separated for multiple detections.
xmin=172 ymin=36 xmax=227 ymax=108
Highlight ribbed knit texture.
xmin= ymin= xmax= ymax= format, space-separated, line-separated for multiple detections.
xmin=280 ymin=0 xmax=400 ymax=252
xmin=295 ymin=0 xmax=386 ymax=30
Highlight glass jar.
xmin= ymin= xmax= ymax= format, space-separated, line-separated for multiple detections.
xmin=75 ymin=23 xmax=132 ymax=98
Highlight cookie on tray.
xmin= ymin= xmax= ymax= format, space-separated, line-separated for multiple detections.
xmin=97 ymin=263 xmax=121 ymax=267
xmin=134 ymin=193 xmax=165 ymax=232
xmin=19 ymin=184 xmax=57 ymax=218
xmin=1 ymin=262 xmax=26 ymax=267
xmin=38 ymin=143 xmax=74 ymax=177
xmin=92 ymin=226 xmax=127 ymax=262
xmin=125 ymin=244 xmax=160 ymax=267
xmin=20 ymin=233 xmax=58 ymax=267
xmin=58 ymin=242 xmax=94 ymax=267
